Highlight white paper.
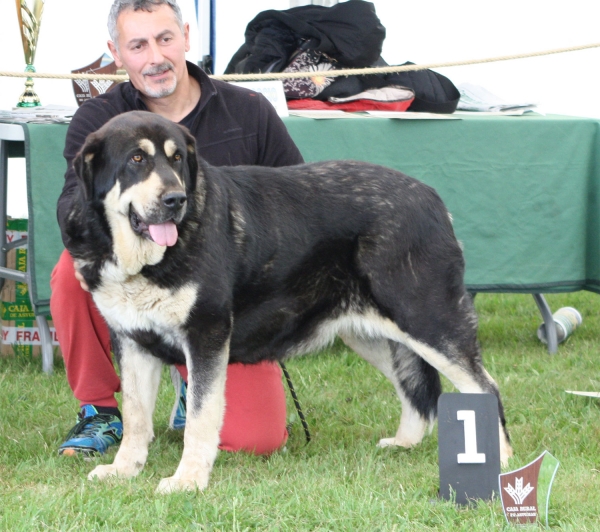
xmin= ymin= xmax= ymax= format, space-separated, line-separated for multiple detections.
xmin=457 ymin=83 xmax=537 ymax=113
xmin=228 ymin=80 xmax=289 ymax=117
xmin=288 ymin=110 xmax=365 ymax=119
xmin=565 ymin=391 xmax=600 ymax=398
xmin=289 ymin=110 xmax=459 ymax=120
xmin=0 ymin=104 xmax=76 ymax=123
xmin=365 ymin=111 xmax=460 ymax=120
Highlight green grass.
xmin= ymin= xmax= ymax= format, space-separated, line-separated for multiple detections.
xmin=1 ymin=292 xmax=599 ymax=530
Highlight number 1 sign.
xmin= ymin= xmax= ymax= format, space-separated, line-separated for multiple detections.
xmin=438 ymin=393 xmax=501 ymax=504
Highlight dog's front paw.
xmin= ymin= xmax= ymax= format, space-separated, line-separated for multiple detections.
xmin=88 ymin=463 xmax=140 ymax=481
xmin=156 ymin=475 xmax=208 ymax=494
xmin=377 ymin=436 xmax=417 ymax=449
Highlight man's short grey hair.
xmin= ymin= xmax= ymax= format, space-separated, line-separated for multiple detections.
xmin=108 ymin=0 xmax=184 ymax=44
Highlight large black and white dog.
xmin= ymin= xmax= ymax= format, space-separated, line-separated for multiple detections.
xmin=66 ymin=111 xmax=512 ymax=493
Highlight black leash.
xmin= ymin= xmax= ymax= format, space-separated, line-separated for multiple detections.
xmin=279 ymin=362 xmax=311 ymax=444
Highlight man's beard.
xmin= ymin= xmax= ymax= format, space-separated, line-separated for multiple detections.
xmin=142 ymin=61 xmax=177 ymax=98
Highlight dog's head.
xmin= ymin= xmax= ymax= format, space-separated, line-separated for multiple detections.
xmin=74 ymin=111 xmax=198 ymax=248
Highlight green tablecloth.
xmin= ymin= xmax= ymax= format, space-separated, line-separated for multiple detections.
xmin=284 ymin=114 xmax=600 ymax=294
xmin=21 ymin=123 xmax=68 ymax=315
xmin=12 ymin=113 xmax=600 ymax=315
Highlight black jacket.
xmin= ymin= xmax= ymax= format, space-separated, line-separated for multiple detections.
xmin=224 ymin=2 xmax=459 ymax=113
xmin=225 ymin=0 xmax=385 ymax=74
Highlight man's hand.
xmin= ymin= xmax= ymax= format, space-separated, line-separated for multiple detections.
xmin=74 ymin=268 xmax=89 ymax=292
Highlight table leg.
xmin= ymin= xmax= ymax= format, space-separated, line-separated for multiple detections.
xmin=36 ymin=314 xmax=54 ymax=374
xmin=0 ymin=139 xmax=8 ymax=293
xmin=533 ymin=294 xmax=558 ymax=354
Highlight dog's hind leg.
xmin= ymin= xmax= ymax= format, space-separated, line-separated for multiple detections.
xmin=363 ymin=249 xmax=513 ymax=464
xmin=398 ymin=329 xmax=514 ymax=467
xmin=88 ymin=336 xmax=162 ymax=482
xmin=339 ymin=334 xmax=440 ymax=449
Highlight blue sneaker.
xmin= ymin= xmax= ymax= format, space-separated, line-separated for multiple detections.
xmin=58 ymin=405 xmax=123 ymax=456
xmin=169 ymin=368 xmax=186 ymax=430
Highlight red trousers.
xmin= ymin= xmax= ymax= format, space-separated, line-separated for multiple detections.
xmin=50 ymin=250 xmax=288 ymax=454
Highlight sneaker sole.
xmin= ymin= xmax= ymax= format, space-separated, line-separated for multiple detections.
xmin=59 ymin=447 xmax=98 ymax=457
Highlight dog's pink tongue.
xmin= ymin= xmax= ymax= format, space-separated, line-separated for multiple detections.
xmin=148 ymin=222 xmax=178 ymax=247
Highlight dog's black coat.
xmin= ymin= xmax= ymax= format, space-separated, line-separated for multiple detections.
xmin=66 ymin=111 xmax=510 ymax=491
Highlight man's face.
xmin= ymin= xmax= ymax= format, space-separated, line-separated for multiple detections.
xmin=108 ymin=5 xmax=190 ymax=99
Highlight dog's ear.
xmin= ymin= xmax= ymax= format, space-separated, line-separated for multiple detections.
xmin=182 ymin=127 xmax=198 ymax=191
xmin=73 ymin=131 xmax=104 ymax=201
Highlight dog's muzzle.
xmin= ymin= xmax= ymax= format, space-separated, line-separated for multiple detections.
xmin=129 ymin=191 xmax=187 ymax=247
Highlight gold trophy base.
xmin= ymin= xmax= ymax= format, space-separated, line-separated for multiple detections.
xmin=17 ymin=65 xmax=41 ymax=108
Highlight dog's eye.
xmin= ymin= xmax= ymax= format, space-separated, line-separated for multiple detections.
xmin=173 ymin=154 xmax=182 ymax=162
xmin=131 ymin=154 xmax=144 ymax=164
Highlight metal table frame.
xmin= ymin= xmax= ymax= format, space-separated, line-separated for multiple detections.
xmin=0 ymin=122 xmax=54 ymax=373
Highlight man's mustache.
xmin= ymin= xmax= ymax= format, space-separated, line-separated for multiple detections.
xmin=143 ymin=62 xmax=175 ymax=76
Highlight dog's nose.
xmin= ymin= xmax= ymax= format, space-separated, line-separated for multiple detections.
xmin=162 ymin=191 xmax=187 ymax=211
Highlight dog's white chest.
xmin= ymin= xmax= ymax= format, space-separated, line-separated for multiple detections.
xmin=93 ymin=264 xmax=198 ymax=333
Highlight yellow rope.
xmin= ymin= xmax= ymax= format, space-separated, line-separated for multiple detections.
xmin=1 ymin=41 xmax=599 ymax=82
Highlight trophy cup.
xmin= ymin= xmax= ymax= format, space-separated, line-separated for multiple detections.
xmin=15 ymin=0 xmax=45 ymax=108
